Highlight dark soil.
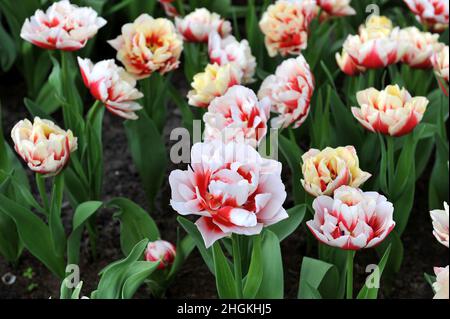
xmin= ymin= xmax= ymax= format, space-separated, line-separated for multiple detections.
xmin=0 ymin=67 xmax=448 ymax=299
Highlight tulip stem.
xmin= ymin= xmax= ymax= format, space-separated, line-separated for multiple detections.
xmin=36 ymin=173 xmax=50 ymax=214
xmin=346 ymin=250 xmax=355 ymax=299
xmin=386 ymin=136 xmax=395 ymax=192
xmin=232 ymin=234 xmax=243 ymax=299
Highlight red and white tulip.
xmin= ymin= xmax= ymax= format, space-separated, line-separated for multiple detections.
xmin=258 ymin=55 xmax=314 ymax=129
xmin=78 ymin=57 xmax=143 ymax=120
xmin=336 ymin=49 xmax=366 ymax=76
xmin=208 ymin=32 xmax=257 ymax=84
xmin=404 ymin=0 xmax=449 ymax=32
xmin=432 ymin=45 xmax=449 ymax=82
xmin=352 ymin=85 xmax=429 ymax=137
xmin=317 ymin=0 xmax=356 ymax=17
xmin=307 ymin=186 xmax=396 ymax=250
xmin=11 ymin=117 xmax=77 ymax=176
xmin=20 ymin=0 xmax=106 ymax=51
xmin=175 ymin=8 xmax=231 ymax=43
xmin=433 ymin=266 xmax=449 ymax=299
xmin=158 ymin=0 xmax=179 ymax=18
xmin=169 ymin=141 xmax=288 ymax=248
xmin=203 ymin=86 xmax=270 ymax=147
xmin=430 ymin=202 xmax=449 ymax=248
xmin=145 ymin=240 xmax=176 ymax=270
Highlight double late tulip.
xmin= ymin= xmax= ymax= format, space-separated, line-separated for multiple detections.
xmin=301 ymin=146 xmax=371 ymax=197
xmin=175 ymin=8 xmax=231 ymax=43
xmin=316 ymin=0 xmax=356 ymax=18
xmin=11 ymin=117 xmax=77 ymax=176
xmin=432 ymin=45 xmax=449 ymax=83
xmin=404 ymin=0 xmax=449 ymax=32
xmin=430 ymin=202 xmax=449 ymax=248
xmin=258 ymin=55 xmax=314 ymax=129
xmin=336 ymin=50 xmax=366 ymax=76
xmin=203 ymin=85 xmax=270 ymax=147
xmin=307 ymin=186 xmax=396 ymax=250
xmin=20 ymin=0 xmax=106 ymax=51
xmin=169 ymin=141 xmax=288 ymax=248
xmin=108 ymin=14 xmax=183 ymax=79
xmin=433 ymin=266 xmax=449 ymax=299
xmin=78 ymin=57 xmax=144 ymax=120
xmin=145 ymin=240 xmax=177 ymax=270
xmin=352 ymin=85 xmax=429 ymax=137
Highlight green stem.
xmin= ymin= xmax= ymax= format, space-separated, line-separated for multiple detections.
xmin=346 ymin=250 xmax=355 ymax=299
xmin=232 ymin=234 xmax=243 ymax=298
xmin=36 ymin=173 xmax=49 ymax=214
xmin=140 ymin=76 xmax=154 ymax=118
xmin=386 ymin=136 xmax=395 ymax=193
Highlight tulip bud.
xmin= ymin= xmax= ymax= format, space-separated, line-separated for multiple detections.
xmin=145 ymin=240 xmax=176 ymax=270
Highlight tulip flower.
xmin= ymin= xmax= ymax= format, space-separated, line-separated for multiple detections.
xmin=403 ymin=0 xmax=449 ymax=32
xmin=188 ymin=63 xmax=242 ymax=108
xmin=431 ymin=45 xmax=449 ymax=82
xmin=316 ymin=0 xmax=356 ymax=17
xmin=259 ymin=0 xmax=317 ymax=57
xmin=20 ymin=0 xmax=106 ymax=51
xmin=351 ymin=85 xmax=429 ymax=137
xmin=258 ymin=55 xmax=314 ymax=129
xmin=203 ymin=86 xmax=270 ymax=147
xmin=336 ymin=49 xmax=366 ymax=76
xmin=307 ymin=186 xmax=395 ymax=250
xmin=301 ymin=146 xmax=371 ymax=197
xmin=77 ymin=57 xmax=143 ymax=120
xmin=11 ymin=117 xmax=77 ymax=176
xmin=175 ymin=8 xmax=231 ymax=43
xmin=145 ymin=240 xmax=176 ymax=270
xmin=391 ymin=27 xmax=444 ymax=68
xmin=108 ymin=14 xmax=183 ymax=79
xmin=433 ymin=266 xmax=449 ymax=299
xmin=169 ymin=141 xmax=288 ymax=248
xmin=208 ymin=32 xmax=257 ymax=84
xmin=158 ymin=0 xmax=179 ymax=17
xmin=430 ymin=202 xmax=449 ymax=248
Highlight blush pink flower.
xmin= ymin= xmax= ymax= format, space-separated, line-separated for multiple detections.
xmin=78 ymin=57 xmax=143 ymax=120
xmin=336 ymin=49 xmax=366 ymax=76
xmin=169 ymin=141 xmax=288 ymax=248
xmin=430 ymin=202 xmax=449 ymax=248
xmin=404 ymin=0 xmax=449 ymax=32
xmin=203 ymin=86 xmax=271 ymax=147
xmin=20 ymin=0 xmax=106 ymax=51
xmin=317 ymin=0 xmax=356 ymax=17
xmin=432 ymin=45 xmax=449 ymax=82
xmin=307 ymin=186 xmax=396 ymax=250
xmin=352 ymin=85 xmax=429 ymax=137
xmin=433 ymin=266 xmax=449 ymax=299
xmin=175 ymin=8 xmax=231 ymax=43
xmin=258 ymin=55 xmax=314 ymax=129
xmin=145 ymin=240 xmax=176 ymax=270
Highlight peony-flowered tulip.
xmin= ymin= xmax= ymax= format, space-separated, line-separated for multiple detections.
xmin=188 ymin=63 xmax=242 ymax=108
xmin=336 ymin=49 xmax=366 ymax=76
xmin=20 ymin=0 xmax=106 ymax=51
xmin=307 ymin=186 xmax=396 ymax=250
xmin=108 ymin=14 xmax=183 ymax=79
xmin=391 ymin=27 xmax=444 ymax=68
xmin=77 ymin=57 xmax=143 ymax=120
xmin=169 ymin=141 xmax=288 ymax=248
xmin=208 ymin=32 xmax=257 ymax=84
xmin=433 ymin=266 xmax=449 ymax=299
xmin=175 ymin=8 xmax=231 ymax=43
xmin=317 ymin=0 xmax=356 ymax=17
xmin=258 ymin=55 xmax=314 ymax=129
xmin=203 ymin=85 xmax=270 ymax=147
xmin=11 ymin=117 xmax=77 ymax=176
xmin=145 ymin=240 xmax=176 ymax=270
xmin=301 ymin=146 xmax=371 ymax=197
xmin=259 ymin=0 xmax=317 ymax=57
xmin=158 ymin=0 xmax=179 ymax=18
xmin=404 ymin=0 xmax=449 ymax=32
xmin=352 ymin=85 xmax=429 ymax=137
xmin=432 ymin=45 xmax=449 ymax=82
xmin=343 ymin=16 xmax=405 ymax=69
xmin=430 ymin=202 xmax=449 ymax=248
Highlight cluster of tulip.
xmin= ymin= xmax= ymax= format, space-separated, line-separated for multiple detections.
xmin=0 ymin=0 xmax=448 ymax=300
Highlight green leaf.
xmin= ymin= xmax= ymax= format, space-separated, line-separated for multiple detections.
xmin=243 ymin=236 xmax=263 ymax=299
xmin=212 ymin=241 xmax=237 ymax=299
xmin=279 ymin=135 xmax=304 ymax=204
xmin=121 ymin=261 xmax=159 ymax=299
xmin=167 ymin=233 xmax=196 ymax=281
xmin=49 ymin=174 xmax=66 ymax=257
xmin=429 ymin=134 xmax=449 ymax=210
xmin=268 ymin=204 xmax=306 ymax=241
xmin=298 ymin=257 xmax=339 ymax=299
xmin=0 ymin=22 xmax=17 ymax=71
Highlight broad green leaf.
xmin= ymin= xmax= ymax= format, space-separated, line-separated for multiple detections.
xmin=0 ymin=22 xmax=17 ymax=71
xmin=268 ymin=204 xmax=306 ymax=242
xmin=298 ymin=257 xmax=339 ymax=299
xmin=279 ymin=135 xmax=305 ymax=204
xmin=49 ymin=174 xmax=66 ymax=257
xmin=243 ymin=236 xmax=263 ymax=299
xmin=121 ymin=261 xmax=159 ymax=299
xmin=212 ymin=241 xmax=237 ymax=299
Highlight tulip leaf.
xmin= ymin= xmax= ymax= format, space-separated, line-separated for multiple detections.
xmin=429 ymin=134 xmax=449 ymax=210
xmin=375 ymin=231 xmax=404 ymax=291
xmin=268 ymin=204 xmax=306 ymax=242
xmin=298 ymin=257 xmax=339 ymax=299
xmin=49 ymin=173 xmax=66 ymax=258
xmin=0 ymin=21 xmax=17 ymax=72
xmin=243 ymin=236 xmax=263 ymax=298
xmin=121 ymin=261 xmax=159 ymax=299
xmin=279 ymin=134 xmax=305 ymax=205
xmin=212 ymin=241 xmax=237 ymax=299
xmin=167 ymin=232 xmax=196 ymax=281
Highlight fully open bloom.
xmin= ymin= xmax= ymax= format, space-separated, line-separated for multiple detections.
xmin=77 ymin=57 xmax=143 ymax=120
xmin=307 ymin=186 xmax=395 ymax=250
xmin=208 ymin=32 xmax=256 ymax=84
xmin=430 ymin=202 xmax=449 ymax=247
xmin=317 ymin=0 xmax=356 ymax=17
xmin=188 ymin=63 xmax=242 ymax=108
xmin=169 ymin=141 xmax=288 ymax=248
xmin=175 ymin=8 xmax=231 ymax=42
xmin=343 ymin=16 xmax=404 ymax=69
xmin=11 ymin=117 xmax=77 ymax=176
xmin=158 ymin=0 xmax=179 ymax=17
xmin=203 ymin=86 xmax=270 ymax=147
xmin=108 ymin=14 xmax=183 ymax=79
xmin=352 ymin=85 xmax=429 ymax=137
xmin=301 ymin=146 xmax=371 ymax=197
xmin=433 ymin=266 xmax=449 ymax=299
xmin=336 ymin=49 xmax=366 ymax=76
xmin=391 ymin=27 xmax=444 ymax=68
xmin=259 ymin=0 xmax=317 ymax=57
xmin=258 ymin=55 xmax=314 ymax=129
xmin=432 ymin=45 xmax=449 ymax=82
xmin=20 ymin=0 xmax=106 ymax=51
xmin=145 ymin=240 xmax=176 ymax=270
xmin=404 ymin=0 xmax=449 ymax=32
